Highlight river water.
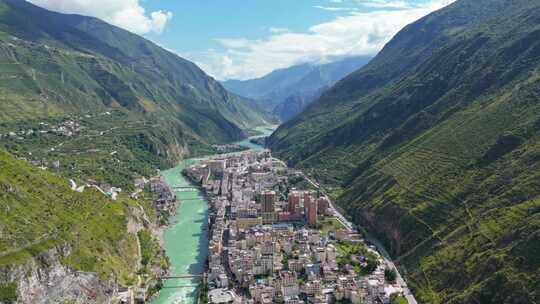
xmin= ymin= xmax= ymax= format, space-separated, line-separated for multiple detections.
xmin=152 ymin=125 xmax=276 ymax=304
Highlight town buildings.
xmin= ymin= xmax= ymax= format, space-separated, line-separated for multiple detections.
xmin=185 ymin=150 xmax=406 ymax=304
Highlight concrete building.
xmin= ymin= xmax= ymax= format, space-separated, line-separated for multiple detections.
xmin=183 ymin=149 xmax=402 ymax=304
xmin=306 ymin=193 xmax=318 ymax=227
xmin=278 ymin=211 xmax=302 ymax=223
xmin=209 ymin=160 xmax=227 ymax=175
xmin=237 ymin=217 xmax=263 ymax=230
xmin=261 ymin=190 xmax=276 ymax=213
xmin=288 ymin=259 xmax=303 ymax=272
xmin=280 ymin=271 xmax=300 ymax=298
xmin=288 ymin=191 xmax=301 ymax=213
xmin=209 ymin=289 xmax=235 ymax=304
xmin=317 ymin=197 xmax=330 ymax=215
xmin=261 ymin=212 xmax=278 ymax=224
xmin=303 ymin=280 xmax=322 ymax=296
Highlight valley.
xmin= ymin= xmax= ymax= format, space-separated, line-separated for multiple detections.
xmin=223 ymin=57 xmax=371 ymax=122
xmin=151 ymin=127 xmax=276 ymax=304
xmin=0 ymin=0 xmax=539 ymax=303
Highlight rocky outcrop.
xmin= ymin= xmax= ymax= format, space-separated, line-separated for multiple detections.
xmin=0 ymin=245 xmax=114 ymax=304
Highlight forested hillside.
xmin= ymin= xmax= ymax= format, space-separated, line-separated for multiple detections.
xmin=269 ymin=0 xmax=540 ymax=302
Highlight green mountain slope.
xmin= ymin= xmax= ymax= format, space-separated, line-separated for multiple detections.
xmin=269 ymin=0 xmax=540 ymax=303
xmin=0 ymin=149 xmax=166 ymax=302
xmin=223 ymin=56 xmax=371 ymax=121
xmin=272 ymin=91 xmax=322 ymax=122
xmin=0 ymin=0 xmax=268 ymax=146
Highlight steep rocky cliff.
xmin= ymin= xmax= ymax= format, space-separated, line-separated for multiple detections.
xmin=1 ymin=245 xmax=113 ymax=304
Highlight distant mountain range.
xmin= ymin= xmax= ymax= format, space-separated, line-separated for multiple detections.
xmin=223 ymin=56 xmax=371 ymax=121
xmin=270 ymin=0 xmax=540 ymax=303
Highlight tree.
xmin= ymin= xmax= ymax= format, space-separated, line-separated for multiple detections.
xmin=390 ymin=293 xmax=407 ymax=304
xmin=385 ymin=268 xmax=397 ymax=282
xmin=364 ymin=255 xmax=379 ymax=274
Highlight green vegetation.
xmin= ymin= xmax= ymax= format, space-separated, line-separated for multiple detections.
xmin=146 ymin=279 xmax=164 ymax=299
xmin=0 ymin=112 xmax=177 ymax=190
xmin=198 ymin=281 xmax=209 ymax=304
xmin=385 ymin=268 xmax=397 ymax=282
xmin=320 ymin=217 xmax=346 ymax=236
xmin=336 ymin=241 xmax=379 ymax=275
xmin=390 ymin=293 xmax=408 ymax=304
xmin=0 ymin=146 xmax=168 ymax=302
xmin=0 ymin=149 xmax=143 ymax=286
xmin=137 ymin=229 xmax=168 ymax=299
xmin=0 ymin=0 xmax=269 ymax=161
xmin=287 ymin=174 xmax=317 ymax=191
xmin=246 ymin=128 xmax=266 ymax=137
xmin=0 ymin=282 xmax=17 ymax=303
xmin=269 ymin=0 xmax=540 ymax=302
xmin=0 ymin=0 xmax=269 ymax=302
xmin=138 ymin=229 xmax=161 ymax=268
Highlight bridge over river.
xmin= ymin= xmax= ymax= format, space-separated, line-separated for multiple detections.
xmin=171 ymin=187 xmax=198 ymax=193
xmin=151 ymin=161 xmax=209 ymax=304
xmin=157 ymin=274 xmax=205 ymax=289
xmin=152 ymin=126 xmax=276 ymax=304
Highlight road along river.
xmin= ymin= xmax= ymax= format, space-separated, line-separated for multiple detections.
xmin=152 ymin=126 xmax=276 ymax=304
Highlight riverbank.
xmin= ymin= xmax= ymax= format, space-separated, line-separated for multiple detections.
xmin=151 ymin=161 xmax=209 ymax=304
xmin=233 ymin=125 xmax=278 ymax=150
xmin=153 ymin=122 xmax=418 ymax=304
xmin=152 ymin=126 xmax=277 ymax=304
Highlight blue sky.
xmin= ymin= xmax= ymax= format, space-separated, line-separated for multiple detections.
xmin=29 ymin=0 xmax=454 ymax=80
xmin=143 ymin=0 xmax=334 ymax=52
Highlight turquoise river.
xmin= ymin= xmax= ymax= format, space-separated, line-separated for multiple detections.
xmin=153 ymin=126 xmax=276 ymax=304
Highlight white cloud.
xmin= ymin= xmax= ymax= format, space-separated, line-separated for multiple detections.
xmin=199 ymin=0 xmax=454 ymax=80
xmin=355 ymin=0 xmax=411 ymax=9
xmin=269 ymin=27 xmax=290 ymax=34
xmin=28 ymin=0 xmax=173 ymax=35
xmin=313 ymin=6 xmax=357 ymax=12
xmin=215 ymin=38 xmax=252 ymax=49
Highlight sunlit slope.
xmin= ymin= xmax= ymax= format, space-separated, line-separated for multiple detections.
xmin=0 ymin=149 xmax=145 ymax=286
xmin=0 ymin=0 xmax=268 ymax=145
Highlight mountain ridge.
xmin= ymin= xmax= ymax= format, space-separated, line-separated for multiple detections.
xmin=0 ymin=0 xmax=269 ymax=143
xmin=269 ymin=0 xmax=540 ymax=303
xmin=223 ymin=56 xmax=371 ymax=121
xmin=0 ymin=0 xmax=275 ymax=199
